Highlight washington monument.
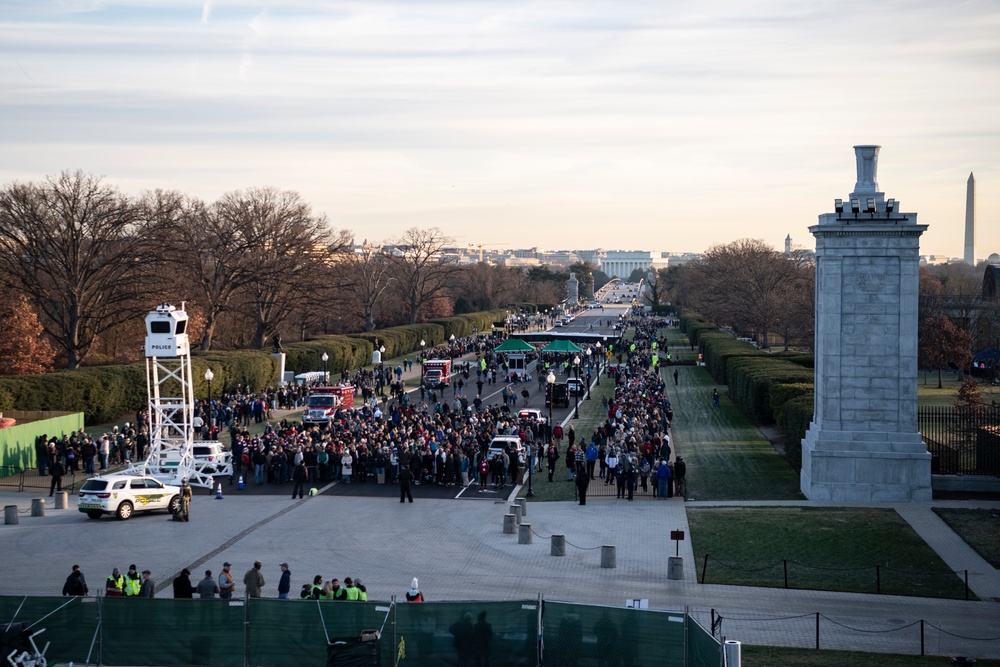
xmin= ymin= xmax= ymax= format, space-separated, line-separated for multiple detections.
xmin=965 ymin=172 xmax=976 ymax=266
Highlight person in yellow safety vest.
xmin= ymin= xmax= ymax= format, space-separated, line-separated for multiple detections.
xmin=309 ymin=575 xmax=324 ymax=600
xmin=355 ymin=578 xmax=367 ymax=602
xmin=343 ymin=577 xmax=359 ymax=601
xmin=123 ymin=564 xmax=142 ymax=597
xmin=105 ymin=567 xmax=124 ymax=597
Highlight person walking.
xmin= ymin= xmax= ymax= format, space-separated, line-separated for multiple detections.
xmin=62 ymin=565 xmax=88 ymax=596
xmin=399 ymin=466 xmax=414 ymax=503
xmin=673 ymin=369 xmax=679 ymax=386
xmin=243 ymin=561 xmax=265 ymax=598
xmin=712 ymin=388 xmax=720 ymax=408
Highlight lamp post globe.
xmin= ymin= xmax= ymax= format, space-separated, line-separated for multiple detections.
xmin=321 ymin=351 xmax=329 ymax=380
xmin=204 ymin=368 xmax=214 ymax=428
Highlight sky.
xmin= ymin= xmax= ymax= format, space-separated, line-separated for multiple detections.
xmin=2 ymin=0 xmax=998 ymax=259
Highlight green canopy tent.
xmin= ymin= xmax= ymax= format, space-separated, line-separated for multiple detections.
xmin=493 ymin=338 xmax=536 ymax=353
xmin=541 ymin=339 xmax=584 ymax=354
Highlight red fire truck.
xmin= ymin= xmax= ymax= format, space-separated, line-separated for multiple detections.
xmin=302 ymin=385 xmax=355 ymax=425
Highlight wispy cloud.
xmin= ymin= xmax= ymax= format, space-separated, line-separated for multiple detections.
xmin=0 ymin=0 xmax=997 ymax=256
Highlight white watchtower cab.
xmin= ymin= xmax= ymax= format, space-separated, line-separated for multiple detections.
xmin=126 ymin=304 xmax=230 ymax=488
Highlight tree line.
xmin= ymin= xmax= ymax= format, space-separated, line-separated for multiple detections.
xmin=0 ymin=171 xmax=580 ymax=372
xmin=652 ymin=238 xmax=987 ymax=384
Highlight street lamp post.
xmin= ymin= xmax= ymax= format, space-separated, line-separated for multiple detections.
xmin=321 ymin=352 xmax=329 ymax=381
xmin=573 ymin=356 xmax=581 ymax=419
xmin=546 ymin=371 xmax=556 ymax=441
xmin=595 ymin=342 xmax=601 ymax=385
xmin=204 ymin=368 xmax=214 ymax=429
xmin=585 ymin=348 xmax=592 ymax=400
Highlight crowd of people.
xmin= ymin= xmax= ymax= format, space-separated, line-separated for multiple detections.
xmin=62 ymin=562 xmax=427 ymax=603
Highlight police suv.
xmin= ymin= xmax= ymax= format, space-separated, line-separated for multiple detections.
xmin=78 ymin=474 xmax=181 ymax=521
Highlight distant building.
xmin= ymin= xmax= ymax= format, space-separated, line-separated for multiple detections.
xmin=599 ymin=250 xmax=654 ymax=279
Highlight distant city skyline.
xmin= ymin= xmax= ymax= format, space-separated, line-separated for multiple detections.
xmin=1 ymin=1 xmax=997 ymax=259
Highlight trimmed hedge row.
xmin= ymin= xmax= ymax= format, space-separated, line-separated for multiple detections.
xmin=777 ymin=393 xmax=814 ymax=470
xmin=0 ymin=351 xmax=279 ymax=425
xmin=0 ymin=309 xmax=508 ymax=425
xmin=725 ymin=357 xmax=814 ymax=423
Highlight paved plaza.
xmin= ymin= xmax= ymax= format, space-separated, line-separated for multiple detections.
xmin=1 ymin=483 xmax=998 ymax=659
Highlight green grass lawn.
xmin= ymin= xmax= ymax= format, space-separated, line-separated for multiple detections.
xmin=688 ymin=507 xmax=973 ymax=599
xmin=932 ymin=507 xmax=1000 ymax=569
xmin=666 ymin=357 xmax=803 ymax=501
xmin=743 ymin=646 xmax=999 ymax=666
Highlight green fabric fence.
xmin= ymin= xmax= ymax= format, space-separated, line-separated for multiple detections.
xmin=0 ymin=596 xmax=720 ymax=667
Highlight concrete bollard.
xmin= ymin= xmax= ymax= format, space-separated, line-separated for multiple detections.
xmin=55 ymin=491 xmax=69 ymax=510
xmin=510 ymin=504 xmax=522 ymax=525
xmin=503 ymin=513 xmax=517 ymax=534
xmin=515 ymin=497 xmax=527 ymax=517
xmin=724 ymin=640 xmax=741 ymax=667
xmin=4 ymin=506 xmax=18 ymax=525
xmin=601 ymin=545 xmax=616 ymax=569
xmin=551 ymin=534 xmax=566 ymax=556
xmin=668 ymin=556 xmax=684 ymax=580
xmin=518 ymin=523 xmax=532 ymax=544
xmin=31 ymin=498 xmax=45 ymax=517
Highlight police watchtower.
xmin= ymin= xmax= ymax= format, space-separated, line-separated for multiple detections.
xmin=125 ymin=304 xmax=227 ymax=487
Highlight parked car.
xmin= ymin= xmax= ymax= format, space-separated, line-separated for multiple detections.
xmin=193 ymin=442 xmax=232 ymax=474
xmin=78 ymin=474 xmax=181 ymax=521
xmin=545 ymin=382 xmax=570 ymax=408
xmin=518 ymin=408 xmax=547 ymax=424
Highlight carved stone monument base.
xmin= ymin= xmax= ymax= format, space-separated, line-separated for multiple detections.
xmin=800 ymin=423 xmax=931 ymax=501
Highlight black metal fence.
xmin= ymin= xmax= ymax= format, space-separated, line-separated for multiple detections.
xmin=920 ymin=405 xmax=1000 ymax=476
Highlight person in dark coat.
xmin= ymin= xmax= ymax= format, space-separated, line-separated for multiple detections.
xmin=49 ymin=459 xmax=65 ymax=497
xmin=173 ymin=568 xmax=195 ymax=598
xmin=399 ymin=467 xmax=414 ymax=503
xmin=291 ymin=460 xmax=307 ymax=499
xmin=576 ymin=468 xmax=590 ymax=505
xmin=62 ymin=565 xmax=88 ymax=596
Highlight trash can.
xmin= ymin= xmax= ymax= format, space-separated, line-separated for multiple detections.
xmin=668 ymin=556 xmax=684 ymax=580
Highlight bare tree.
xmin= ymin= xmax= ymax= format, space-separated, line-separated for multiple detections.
xmin=156 ymin=194 xmax=266 ymax=350
xmin=337 ymin=243 xmax=395 ymax=332
xmin=387 ymin=227 xmax=458 ymax=324
xmin=0 ymin=171 xmax=153 ymax=367
xmin=214 ymin=188 xmax=349 ymax=349
xmin=681 ymin=239 xmax=808 ymax=348
xmin=919 ymin=315 xmax=974 ymax=388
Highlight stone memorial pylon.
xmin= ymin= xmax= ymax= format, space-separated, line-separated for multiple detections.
xmin=800 ymin=145 xmax=931 ymax=502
